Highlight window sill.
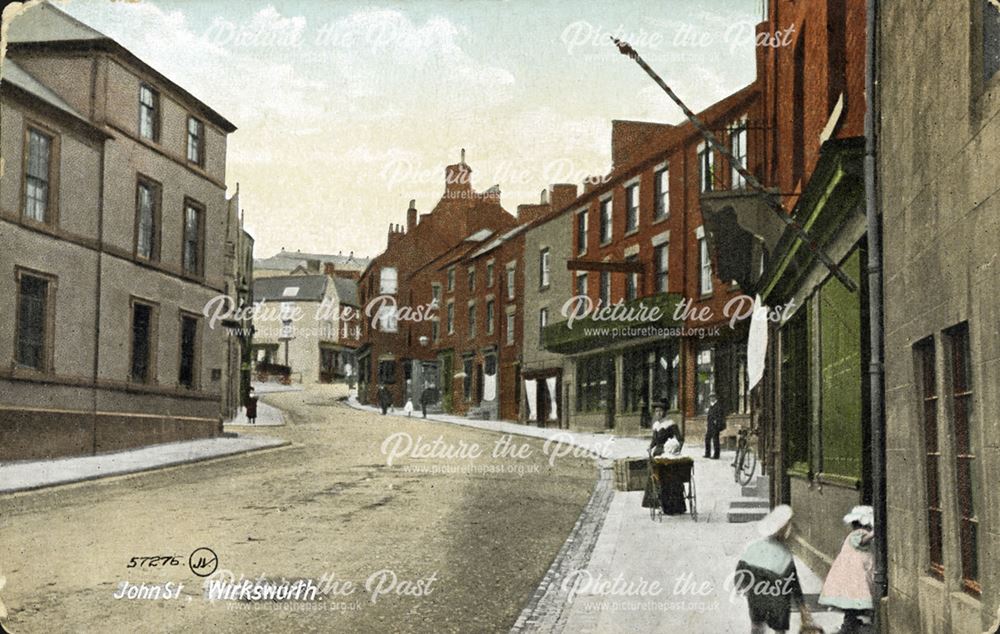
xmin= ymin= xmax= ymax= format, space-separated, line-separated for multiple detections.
xmin=699 ymin=292 xmax=714 ymax=300
xmin=599 ymin=240 xmax=613 ymax=247
xmin=624 ymin=228 xmax=639 ymax=237
xmin=652 ymin=214 xmax=669 ymax=225
xmin=816 ymin=472 xmax=862 ymax=489
xmin=539 ymin=284 xmax=550 ymax=292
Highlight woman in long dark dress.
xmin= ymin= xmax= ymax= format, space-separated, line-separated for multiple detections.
xmin=644 ymin=402 xmax=688 ymax=515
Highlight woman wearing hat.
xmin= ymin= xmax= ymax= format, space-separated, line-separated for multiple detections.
xmin=819 ymin=505 xmax=875 ymax=632
xmin=649 ymin=400 xmax=683 ymax=456
xmin=734 ymin=505 xmax=816 ymax=633
xmin=645 ymin=401 xmax=688 ymax=515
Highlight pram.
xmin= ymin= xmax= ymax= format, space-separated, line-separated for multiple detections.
xmin=643 ymin=451 xmax=697 ymax=522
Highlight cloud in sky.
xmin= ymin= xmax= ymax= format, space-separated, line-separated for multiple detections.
xmin=55 ymin=0 xmax=758 ymax=259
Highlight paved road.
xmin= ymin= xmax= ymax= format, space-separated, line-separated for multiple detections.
xmin=0 ymin=385 xmax=596 ymax=633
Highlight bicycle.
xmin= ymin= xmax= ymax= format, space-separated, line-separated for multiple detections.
xmin=732 ymin=425 xmax=758 ymax=486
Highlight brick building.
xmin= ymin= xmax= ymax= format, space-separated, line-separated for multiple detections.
xmin=700 ymin=0 xmax=872 ymax=577
xmin=532 ymin=85 xmax=761 ymax=437
xmin=356 ymin=153 xmax=518 ymax=409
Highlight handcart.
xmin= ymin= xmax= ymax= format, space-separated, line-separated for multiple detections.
xmin=644 ymin=451 xmax=697 ymax=522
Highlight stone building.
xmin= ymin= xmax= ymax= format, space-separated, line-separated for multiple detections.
xmin=254 ymin=249 xmax=369 ymax=280
xmin=250 ymin=273 xmax=358 ymax=384
xmin=880 ymin=1 xmax=1000 ymax=631
xmin=0 ymin=2 xmax=237 ymax=460
xmin=221 ymin=187 xmax=254 ymax=419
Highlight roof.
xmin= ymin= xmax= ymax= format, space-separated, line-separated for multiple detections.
xmin=467 ymin=225 xmax=528 ymax=260
xmin=464 ymin=228 xmax=493 ymax=242
xmin=0 ymin=58 xmax=91 ymax=125
xmin=253 ymin=275 xmax=329 ymax=302
xmin=331 ymin=277 xmax=359 ymax=307
xmin=516 ymin=83 xmax=760 ymax=237
xmin=4 ymin=2 xmax=236 ymax=133
xmin=254 ymin=250 xmax=371 ymax=271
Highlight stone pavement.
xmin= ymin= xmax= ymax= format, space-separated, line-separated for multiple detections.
xmin=343 ymin=397 xmax=848 ymax=633
xmin=224 ymin=399 xmax=285 ymax=427
xmin=0 ymin=434 xmax=288 ymax=494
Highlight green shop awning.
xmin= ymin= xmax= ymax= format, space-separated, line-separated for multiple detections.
xmin=760 ymin=137 xmax=865 ymax=304
xmin=541 ymin=292 xmax=684 ymax=354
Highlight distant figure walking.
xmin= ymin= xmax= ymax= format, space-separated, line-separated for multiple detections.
xmin=378 ymin=385 xmax=391 ymax=415
xmin=245 ymin=387 xmax=258 ymax=425
xmin=705 ymin=393 xmax=725 ymax=459
xmin=403 ymin=399 xmax=414 ymax=417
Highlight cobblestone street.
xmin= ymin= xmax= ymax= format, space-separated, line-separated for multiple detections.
xmin=0 ymin=385 xmax=596 ymax=633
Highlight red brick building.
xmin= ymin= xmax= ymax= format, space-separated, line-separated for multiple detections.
xmin=697 ymin=0 xmax=872 ymax=578
xmin=534 ymin=83 xmax=763 ymax=437
xmin=355 ymin=154 xmax=518 ymax=408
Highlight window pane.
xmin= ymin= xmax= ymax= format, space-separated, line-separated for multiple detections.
xmin=380 ymin=267 xmax=398 ymax=294
xmin=655 ymin=169 xmax=669 ymax=218
xmin=25 ymin=130 xmax=51 ymax=221
xmin=183 ymin=205 xmax=202 ymax=274
xmin=17 ymin=275 xmax=48 ymax=369
xmin=131 ymin=304 xmax=152 ymax=382
xmin=626 ymin=184 xmax=639 ymax=231
xmin=179 ymin=316 xmax=197 ymax=387
xmin=137 ymin=182 xmax=156 ymax=259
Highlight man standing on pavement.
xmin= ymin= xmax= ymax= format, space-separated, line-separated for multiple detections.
xmin=378 ymin=384 xmax=391 ymax=415
xmin=705 ymin=393 xmax=724 ymax=459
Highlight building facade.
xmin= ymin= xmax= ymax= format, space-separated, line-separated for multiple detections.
xmin=356 ymin=154 xmax=518 ymax=409
xmin=0 ymin=3 xmax=237 ymax=460
xmin=251 ymin=273 xmax=358 ymax=384
xmin=538 ymin=87 xmax=761 ymax=437
xmin=880 ymin=1 xmax=1000 ymax=631
xmin=694 ymin=0 xmax=872 ymax=578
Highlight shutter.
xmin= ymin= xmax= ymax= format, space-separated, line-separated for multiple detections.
xmin=819 ymin=249 xmax=863 ymax=479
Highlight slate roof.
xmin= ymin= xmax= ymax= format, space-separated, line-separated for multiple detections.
xmin=0 ymin=58 xmax=107 ymax=135
xmin=253 ymin=275 xmax=329 ymax=302
xmin=254 ymin=250 xmax=371 ymax=272
xmin=4 ymin=2 xmax=236 ymax=132
xmin=332 ymin=277 xmax=359 ymax=307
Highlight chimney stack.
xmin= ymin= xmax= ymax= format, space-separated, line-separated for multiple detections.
xmin=407 ymin=199 xmax=417 ymax=231
xmin=549 ymin=183 xmax=579 ymax=211
xmin=445 ymin=148 xmax=472 ymax=198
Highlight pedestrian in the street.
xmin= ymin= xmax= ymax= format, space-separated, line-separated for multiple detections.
xmin=644 ymin=401 xmax=688 ymax=516
xmin=404 ymin=399 xmax=414 ymax=417
xmin=378 ymin=384 xmax=391 ymax=415
xmin=819 ymin=505 xmax=875 ymax=633
xmin=705 ymin=393 xmax=725 ymax=459
xmin=245 ymin=386 xmax=258 ymax=425
xmin=420 ymin=386 xmax=433 ymax=419
xmin=649 ymin=400 xmax=683 ymax=456
xmin=734 ymin=505 xmax=817 ymax=634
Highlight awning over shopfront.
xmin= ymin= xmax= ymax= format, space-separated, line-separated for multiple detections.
xmin=540 ymin=292 xmax=684 ymax=354
xmin=758 ymin=137 xmax=865 ymax=303
xmin=699 ymin=137 xmax=865 ymax=300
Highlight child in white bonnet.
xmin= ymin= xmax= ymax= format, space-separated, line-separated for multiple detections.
xmin=664 ymin=437 xmax=682 ymax=457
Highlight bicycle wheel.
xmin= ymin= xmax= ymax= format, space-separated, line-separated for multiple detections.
xmin=738 ymin=444 xmax=757 ymax=486
xmin=733 ymin=441 xmax=745 ymax=483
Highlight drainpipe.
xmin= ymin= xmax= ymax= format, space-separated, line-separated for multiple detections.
xmin=864 ymin=0 xmax=887 ymax=628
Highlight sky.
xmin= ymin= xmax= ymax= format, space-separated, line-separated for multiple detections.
xmin=53 ymin=0 xmax=762 ymax=259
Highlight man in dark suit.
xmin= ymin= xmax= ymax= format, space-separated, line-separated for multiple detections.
xmin=705 ymin=393 xmax=725 ymax=459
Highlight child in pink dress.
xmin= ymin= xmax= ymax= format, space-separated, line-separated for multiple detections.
xmin=820 ymin=505 xmax=875 ymax=633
